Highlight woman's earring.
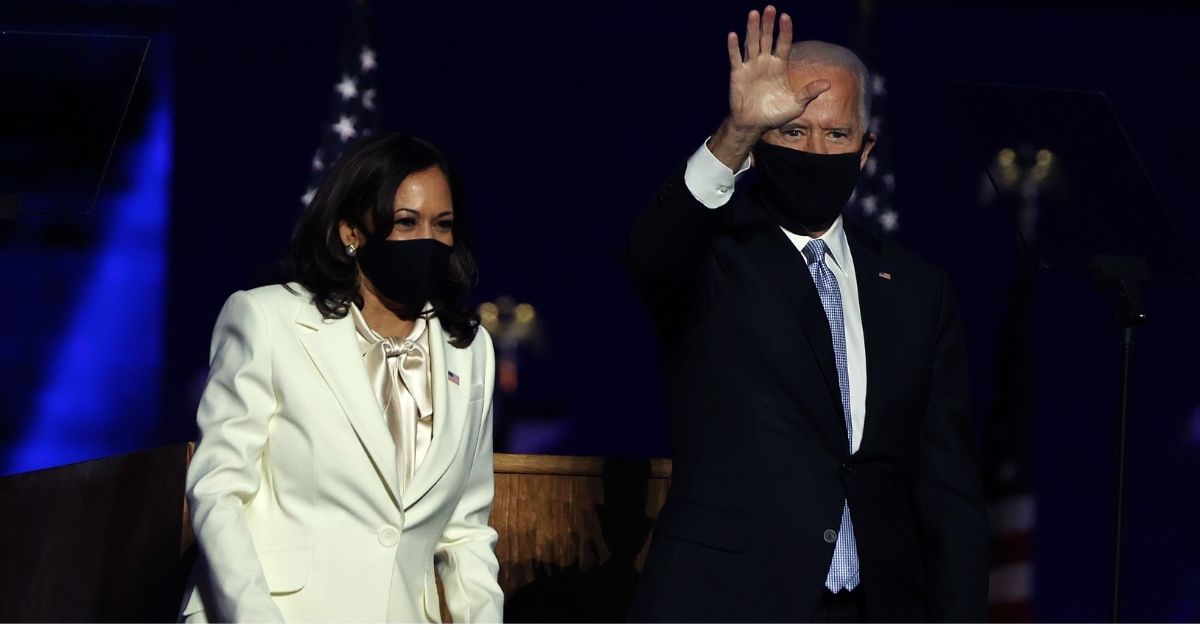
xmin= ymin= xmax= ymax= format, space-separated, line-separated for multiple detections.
xmin=345 ymin=243 xmax=358 ymax=258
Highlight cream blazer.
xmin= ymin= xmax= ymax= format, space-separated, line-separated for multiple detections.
xmin=180 ymin=283 xmax=503 ymax=623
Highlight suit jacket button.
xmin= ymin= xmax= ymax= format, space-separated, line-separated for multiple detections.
xmin=823 ymin=529 xmax=838 ymax=544
xmin=378 ymin=526 xmax=400 ymax=547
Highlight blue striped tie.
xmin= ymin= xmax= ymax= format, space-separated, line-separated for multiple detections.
xmin=802 ymin=239 xmax=860 ymax=592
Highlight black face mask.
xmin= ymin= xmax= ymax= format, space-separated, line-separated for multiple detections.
xmin=753 ymin=138 xmax=868 ymax=234
xmin=357 ymin=236 xmax=452 ymax=313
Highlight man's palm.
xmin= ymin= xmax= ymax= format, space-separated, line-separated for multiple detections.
xmin=726 ymin=6 xmax=828 ymax=132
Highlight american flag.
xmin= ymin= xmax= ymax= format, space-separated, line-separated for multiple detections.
xmin=301 ymin=1 xmax=379 ymax=207
xmin=980 ymin=261 xmax=1037 ymax=621
xmin=844 ymin=68 xmax=899 ymax=237
xmin=979 ymin=164 xmax=1041 ymax=622
xmin=847 ymin=1 xmax=899 ymax=238
xmin=851 ymin=3 xmax=1035 ymax=617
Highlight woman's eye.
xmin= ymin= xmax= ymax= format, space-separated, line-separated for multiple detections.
xmin=437 ymin=220 xmax=454 ymax=231
xmin=394 ymin=217 xmax=416 ymax=227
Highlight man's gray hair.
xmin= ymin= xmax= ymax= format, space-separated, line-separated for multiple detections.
xmin=788 ymin=40 xmax=872 ymax=133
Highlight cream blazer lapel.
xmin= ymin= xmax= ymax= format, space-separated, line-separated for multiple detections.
xmin=293 ymin=302 xmax=402 ymax=508
xmin=401 ymin=315 xmax=469 ymax=511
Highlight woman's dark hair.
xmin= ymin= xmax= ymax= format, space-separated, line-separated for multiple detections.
xmin=282 ymin=133 xmax=480 ymax=348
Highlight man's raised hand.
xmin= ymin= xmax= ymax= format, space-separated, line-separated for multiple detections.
xmin=727 ymin=6 xmax=828 ymax=133
xmin=707 ymin=6 xmax=829 ymax=170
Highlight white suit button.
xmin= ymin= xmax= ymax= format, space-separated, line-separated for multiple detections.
xmin=378 ymin=526 xmax=400 ymax=547
xmin=823 ymin=529 xmax=838 ymax=544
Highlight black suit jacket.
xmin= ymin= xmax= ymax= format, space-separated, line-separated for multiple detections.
xmin=624 ymin=166 xmax=990 ymax=622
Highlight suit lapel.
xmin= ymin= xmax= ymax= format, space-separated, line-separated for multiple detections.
xmin=846 ymin=226 xmax=889 ymax=454
xmin=293 ymin=303 xmax=402 ymax=508
xmin=738 ymin=206 xmax=848 ymax=455
xmin=402 ymin=316 xmax=468 ymax=510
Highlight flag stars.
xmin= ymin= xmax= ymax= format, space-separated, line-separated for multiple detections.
xmin=879 ymin=209 xmax=899 ymax=233
xmin=360 ymin=46 xmax=377 ymax=72
xmin=303 ymin=38 xmax=380 ymax=207
xmin=872 ymin=75 xmax=886 ymax=97
xmin=860 ymin=194 xmax=878 ymax=215
xmin=334 ymin=74 xmax=359 ymax=101
xmin=332 ymin=115 xmax=358 ymax=141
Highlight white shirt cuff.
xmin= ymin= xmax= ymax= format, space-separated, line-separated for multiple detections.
xmin=683 ymin=138 xmax=751 ymax=209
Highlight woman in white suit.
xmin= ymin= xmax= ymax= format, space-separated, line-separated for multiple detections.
xmin=180 ymin=134 xmax=503 ymax=623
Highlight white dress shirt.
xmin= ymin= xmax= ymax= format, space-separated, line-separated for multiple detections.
xmin=684 ymin=140 xmax=867 ymax=453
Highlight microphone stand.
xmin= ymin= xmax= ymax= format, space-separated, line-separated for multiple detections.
xmin=1089 ymin=254 xmax=1150 ymax=624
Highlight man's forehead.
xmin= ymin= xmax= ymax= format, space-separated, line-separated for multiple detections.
xmin=785 ymin=63 xmax=860 ymax=124
xmin=781 ymin=111 xmax=856 ymax=130
xmin=786 ymin=62 xmax=856 ymax=85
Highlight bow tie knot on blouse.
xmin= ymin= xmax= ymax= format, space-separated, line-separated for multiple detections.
xmin=367 ymin=337 xmax=433 ymax=418
xmin=351 ymin=306 xmax=434 ymax=495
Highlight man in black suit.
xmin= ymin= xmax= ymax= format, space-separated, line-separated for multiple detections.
xmin=624 ymin=5 xmax=989 ymax=622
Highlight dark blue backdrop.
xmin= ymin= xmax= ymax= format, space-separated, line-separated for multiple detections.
xmin=1 ymin=0 xmax=1197 ymax=621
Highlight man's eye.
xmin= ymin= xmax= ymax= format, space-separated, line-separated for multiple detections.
xmin=829 ymin=131 xmax=848 ymax=139
xmin=785 ymin=129 xmax=803 ymax=138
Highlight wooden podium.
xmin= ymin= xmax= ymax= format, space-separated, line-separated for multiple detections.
xmin=493 ymin=453 xmax=670 ymax=622
xmin=0 ymin=443 xmax=195 ymax=623
xmin=0 ymin=445 xmax=670 ymax=622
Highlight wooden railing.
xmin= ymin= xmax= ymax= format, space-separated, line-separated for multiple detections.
xmin=493 ymin=453 xmax=670 ymax=622
xmin=0 ymin=445 xmax=671 ymax=623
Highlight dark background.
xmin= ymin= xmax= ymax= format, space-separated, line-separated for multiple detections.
xmin=1 ymin=0 xmax=1197 ymax=621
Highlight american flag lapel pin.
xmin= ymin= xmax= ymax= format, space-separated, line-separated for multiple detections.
xmin=878 ymin=271 xmax=893 ymax=280
xmin=447 ymin=370 xmax=460 ymax=385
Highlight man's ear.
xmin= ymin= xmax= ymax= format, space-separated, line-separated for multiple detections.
xmin=859 ymin=132 xmax=878 ymax=170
